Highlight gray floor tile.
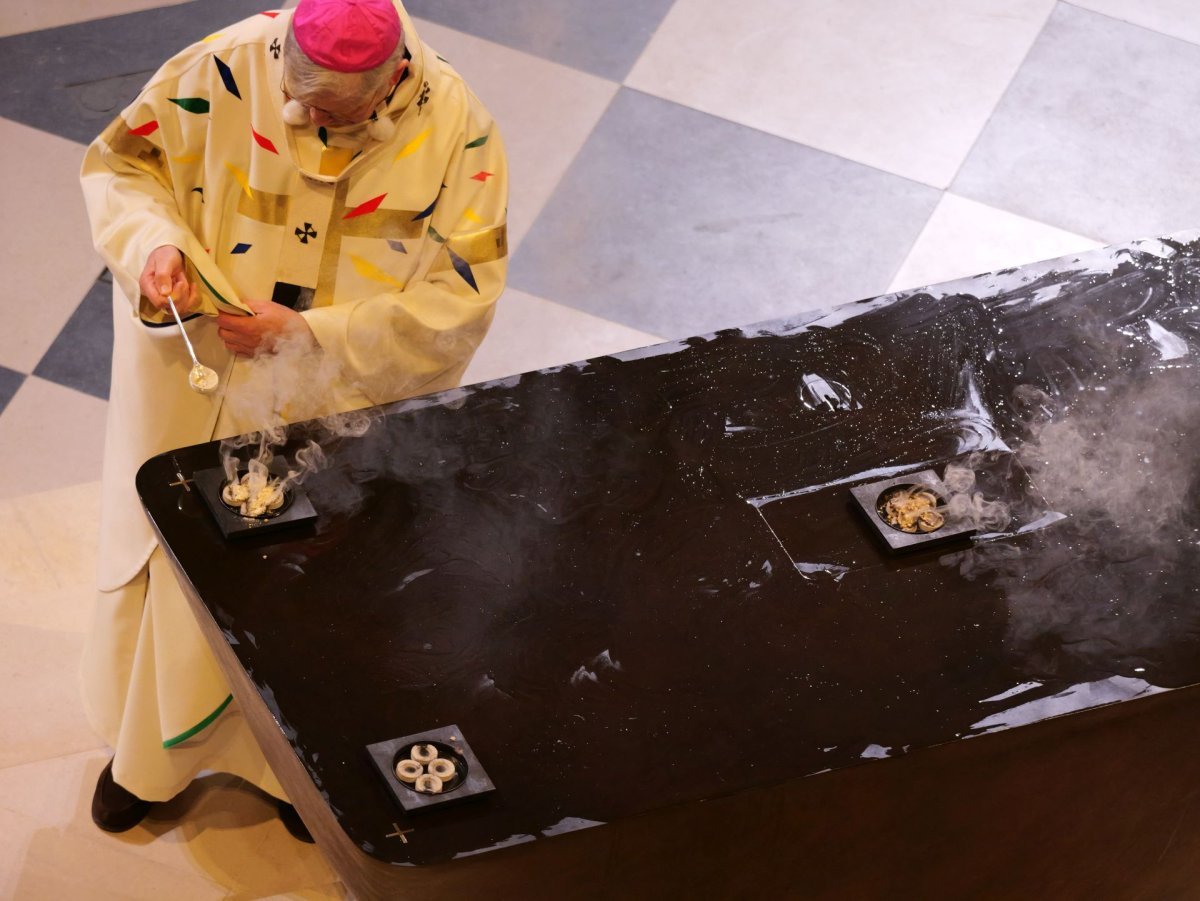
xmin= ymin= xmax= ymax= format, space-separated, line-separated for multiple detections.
xmin=1 ymin=0 xmax=193 ymax=39
xmin=0 ymin=0 xmax=271 ymax=145
xmin=33 ymin=274 xmax=113 ymax=400
xmin=953 ymin=4 xmax=1200 ymax=241
xmin=404 ymin=0 xmax=675 ymax=81
xmin=509 ymin=88 xmax=941 ymax=339
xmin=0 ymin=366 xmax=24 ymax=416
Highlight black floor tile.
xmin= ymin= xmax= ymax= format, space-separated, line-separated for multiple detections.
xmin=953 ymin=3 xmax=1200 ymax=241
xmin=405 ymin=0 xmax=675 ymax=81
xmin=510 ymin=89 xmax=940 ymax=338
xmin=0 ymin=0 xmax=273 ymax=145
xmin=0 ymin=365 xmax=24 ymax=416
xmin=33 ymin=272 xmax=113 ymax=400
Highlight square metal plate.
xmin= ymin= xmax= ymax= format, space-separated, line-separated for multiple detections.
xmin=850 ymin=469 xmax=976 ymax=553
xmin=194 ymin=466 xmax=317 ymax=540
xmin=367 ymin=725 xmax=496 ymax=814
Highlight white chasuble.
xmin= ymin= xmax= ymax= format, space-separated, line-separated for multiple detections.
xmin=79 ymin=1 xmax=507 ymax=791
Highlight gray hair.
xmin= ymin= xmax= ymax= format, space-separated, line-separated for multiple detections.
xmin=282 ymin=23 xmax=406 ymax=102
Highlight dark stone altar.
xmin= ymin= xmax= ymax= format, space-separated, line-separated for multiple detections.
xmin=140 ymin=233 xmax=1200 ymax=899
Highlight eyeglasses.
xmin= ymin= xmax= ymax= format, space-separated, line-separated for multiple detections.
xmin=280 ymin=76 xmax=387 ymax=126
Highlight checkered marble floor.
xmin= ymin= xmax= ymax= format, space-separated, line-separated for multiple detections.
xmin=2 ymin=0 xmax=1198 ymax=896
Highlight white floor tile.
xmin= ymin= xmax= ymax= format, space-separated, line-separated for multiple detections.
xmin=464 ymin=288 xmax=662 ymax=385
xmin=0 ymin=750 xmax=108 ymax=837
xmin=888 ymin=194 xmax=1103 ymax=293
xmin=137 ymin=775 xmax=340 ymax=899
xmin=0 ymin=118 xmax=104 ymax=374
xmin=0 ymin=0 xmax=191 ymax=38
xmin=0 ymin=622 xmax=106 ymax=769
xmin=0 ymin=807 xmax=38 ymax=899
xmin=1067 ymin=0 xmax=1200 ymax=47
xmin=258 ymin=885 xmax=348 ymax=899
xmin=0 ymin=377 xmax=107 ymax=501
xmin=0 ymin=751 xmax=340 ymax=900
xmin=6 ymin=822 xmax=224 ymax=900
xmin=0 ymin=752 xmax=106 ymax=899
xmin=626 ymin=0 xmax=1055 ymax=188
xmin=413 ymin=19 xmax=619 ymax=251
xmin=0 ymin=497 xmax=63 ymax=630
xmin=0 ymin=481 xmax=101 ymax=633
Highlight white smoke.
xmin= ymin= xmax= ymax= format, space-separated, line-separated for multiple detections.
xmin=1013 ymin=377 xmax=1199 ymax=539
xmin=938 ymin=453 xmax=1013 ymax=532
xmin=941 ymin=368 xmax=1200 ymax=680
xmin=217 ymin=331 xmax=377 ymax=505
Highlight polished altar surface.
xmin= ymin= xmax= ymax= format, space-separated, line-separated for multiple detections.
xmin=139 ymin=232 xmax=1200 ymax=869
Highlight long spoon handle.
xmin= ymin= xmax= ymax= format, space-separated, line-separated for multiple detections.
xmin=166 ymin=296 xmax=202 ymax=368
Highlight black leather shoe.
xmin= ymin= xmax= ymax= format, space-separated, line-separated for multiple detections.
xmin=92 ymin=759 xmax=153 ymax=833
xmin=277 ymin=800 xmax=315 ymax=843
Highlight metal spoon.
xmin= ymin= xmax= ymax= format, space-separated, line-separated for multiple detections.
xmin=167 ymin=295 xmax=219 ymax=394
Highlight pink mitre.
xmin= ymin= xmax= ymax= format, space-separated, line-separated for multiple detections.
xmin=292 ymin=0 xmax=402 ymax=73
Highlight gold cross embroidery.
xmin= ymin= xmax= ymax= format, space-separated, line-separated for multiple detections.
xmin=237 ymin=187 xmax=290 ymax=225
xmin=314 ymin=181 xmax=428 ymax=306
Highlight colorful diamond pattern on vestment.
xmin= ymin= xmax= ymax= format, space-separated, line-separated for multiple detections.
xmin=202 ymin=33 xmax=224 ymax=43
xmin=225 ymin=162 xmax=253 ymax=199
xmin=259 ymin=10 xmax=280 ymax=17
xmin=447 ymin=247 xmax=478 ymax=292
xmin=427 ymin=225 xmax=445 ymax=243
xmin=413 ymin=199 xmax=437 ymax=221
xmin=214 ymin=57 xmax=241 ymax=99
xmin=464 ymin=135 xmax=488 ymax=149
xmin=395 ymin=127 xmax=430 ymax=160
xmin=462 ymin=208 xmax=482 ymax=224
xmin=170 ymin=97 xmax=211 ymax=115
xmin=387 ymin=240 xmax=407 ymax=253
xmin=252 ymin=127 xmax=279 ymax=154
xmin=172 ymin=153 xmax=202 ymax=164
xmin=470 ymin=171 xmax=493 ymax=182
xmin=130 ymin=120 xmax=159 ymax=136
xmin=351 ymin=255 xmax=405 ymax=288
xmin=344 ymin=193 xmax=387 ymax=219
xmin=231 ymin=243 xmax=251 ymax=254
xmin=317 ymin=126 xmax=328 ymax=147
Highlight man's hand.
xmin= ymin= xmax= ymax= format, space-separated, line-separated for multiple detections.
xmin=216 ymin=298 xmax=315 ymax=356
xmin=139 ymin=245 xmax=198 ymax=314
